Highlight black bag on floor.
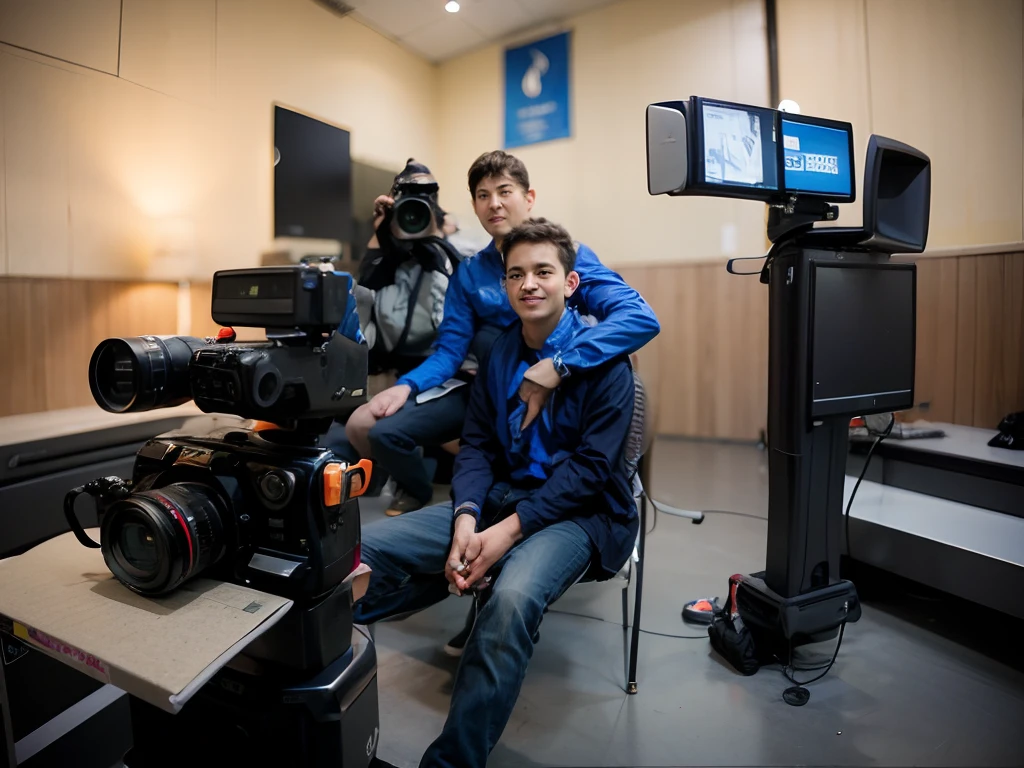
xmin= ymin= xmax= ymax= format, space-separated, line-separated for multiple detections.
xmin=708 ymin=574 xmax=761 ymax=676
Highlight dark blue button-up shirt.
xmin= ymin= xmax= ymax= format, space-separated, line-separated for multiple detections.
xmin=452 ymin=309 xmax=639 ymax=579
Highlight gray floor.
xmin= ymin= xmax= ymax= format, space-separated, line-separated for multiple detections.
xmin=363 ymin=439 xmax=1024 ymax=767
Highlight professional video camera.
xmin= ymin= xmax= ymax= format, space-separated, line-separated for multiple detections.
xmin=61 ymin=264 xmax=381 ymax=766
xmin=647 ymin=97 xmax=931 ymax=693
xmin=65 ymin=265 xmax=371 ymax=601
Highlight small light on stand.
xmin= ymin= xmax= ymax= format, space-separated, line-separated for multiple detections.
xmin=445 ymin=1 xmax=460 ymax=12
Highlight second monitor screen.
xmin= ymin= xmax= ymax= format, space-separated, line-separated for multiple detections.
xmin=781 ymin=118 xmax=854 ymax=199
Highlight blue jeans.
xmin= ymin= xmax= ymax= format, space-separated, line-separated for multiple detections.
xmin=324 ymin=387 xmax=471 ymax=504
xmin=354 ymin=502 xmax=595 ymax=768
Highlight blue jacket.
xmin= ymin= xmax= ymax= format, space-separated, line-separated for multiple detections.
xmin=452 ymin=309 xmax=639 ymax=579
xmin=396 ymin=240 xmax=660 ymax=394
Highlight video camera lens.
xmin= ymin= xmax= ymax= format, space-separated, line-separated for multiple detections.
xmin=101 ymin=483 xmax=226 ymax=595
xmin=392 ymin=197 xmax=434 ymax=237
xmin=89 ymin=335 xmax=208 ymax=413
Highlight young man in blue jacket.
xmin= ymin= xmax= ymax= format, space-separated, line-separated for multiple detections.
xmin=340 ymin=150 xmax=660 ymax=517
xmin=353 ymin=218 xmax=639 ymax=768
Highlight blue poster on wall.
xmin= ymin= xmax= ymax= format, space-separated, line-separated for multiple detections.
xmin=504 ymin=32 xmax=571 ymax=149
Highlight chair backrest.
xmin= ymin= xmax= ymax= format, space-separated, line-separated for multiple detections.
xmin=624 ymin=353 xmax=657 ymax=483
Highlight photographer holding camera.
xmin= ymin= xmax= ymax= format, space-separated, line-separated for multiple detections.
xmin=325 ymin=160 xmax=465 ymax=500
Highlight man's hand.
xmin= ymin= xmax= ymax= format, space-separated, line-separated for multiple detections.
xmin=446 ymin=515 xmax=481 ymax=596
xmin=372 ymin=195 xmax=395 ymax=229
xmin=517 ymin=358 xmax=563 ymax=430
xmin=524 ymin=357 xmax=562 ymax=389
xmin=368 ymin=384 xmax=411 ymax=418
xmin=461 ymin=515 xmax=522 ymax=590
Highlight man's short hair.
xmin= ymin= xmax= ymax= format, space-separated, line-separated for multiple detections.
xmin=500 ymin=218 xmax=576 ymax=275
xmin=468 ymin=150 xmax=530 ymax=196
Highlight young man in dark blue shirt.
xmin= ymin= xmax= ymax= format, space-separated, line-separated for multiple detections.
xmin=337 ymin=150 xmax=659 ymax=517
xmin=353 ymin=219 xmax=639 ymax=768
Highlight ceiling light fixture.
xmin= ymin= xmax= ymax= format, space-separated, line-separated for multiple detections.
xmin=445 ymin=1 xmax=460 ymax=12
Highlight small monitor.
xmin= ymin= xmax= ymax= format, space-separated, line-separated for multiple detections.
xmin=780 ymin=114 xmax=855 ymax=201
xmin=691 ymin=97 xmax=779 ymax=200
xmin=809 ymin=262 xmax=916 ymax=418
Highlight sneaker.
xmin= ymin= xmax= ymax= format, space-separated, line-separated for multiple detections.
xmin=443 ymin=623 xmax=473 ymax=657
xmin=385 ymin=488 xmax=427 ymax=517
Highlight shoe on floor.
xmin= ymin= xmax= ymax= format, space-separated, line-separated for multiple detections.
xmin=385 ymin=488 xmax=428 ymax=517
xmin=443 ymin=623 xmax=473 ymax=657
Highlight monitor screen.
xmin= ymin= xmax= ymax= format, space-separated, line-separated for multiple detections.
xmin=697 ymin=99 xmax=778 ymax=194
xmin=274 ymin=106 xmax=353 ymax=242
xmin=781 ymin=117 xmax=854 ymax=199
xmin=810 ymin=263 xmax=915 ymax=418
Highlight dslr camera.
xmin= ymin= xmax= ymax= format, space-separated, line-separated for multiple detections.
xmin=388 ymin=178 xmax=442 ymax=241
xmin=64 ymin=265 xmax=371 ymax=605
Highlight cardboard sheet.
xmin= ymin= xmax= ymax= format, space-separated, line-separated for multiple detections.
xmin=0 ymin=530 xmax=293 ymax=713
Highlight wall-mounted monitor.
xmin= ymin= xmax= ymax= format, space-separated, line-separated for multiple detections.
xmin=273 ymin=105 xmax=353 ymax=243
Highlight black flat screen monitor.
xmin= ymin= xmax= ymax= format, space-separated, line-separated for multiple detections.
xmin=274 ymin=106 xmax=353 ymax=242
xmin=780 ymin=114 xmax=855 ymax=201
xmin=809 ymin=262 xmax=916 ymax=418
xmin=691 ymin=97 xmax=779 ymax=201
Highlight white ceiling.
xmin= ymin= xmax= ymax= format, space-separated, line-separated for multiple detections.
xmin=342 ymin=0 xmax=620 ymax=63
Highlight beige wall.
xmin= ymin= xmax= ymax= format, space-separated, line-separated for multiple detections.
xmin=777 ymin=0 xmax=1023 ymax=248
xmin=434 ymin=0 xmax=771 ymax=266
xmin=431 ymin=0 xmax=1023 ymax=264
xmin=0 ymin=0 xmax=438 ymax=281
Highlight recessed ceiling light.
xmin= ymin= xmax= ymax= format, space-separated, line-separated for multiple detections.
xmin=445 ymin=1 xmax=460 ymax=12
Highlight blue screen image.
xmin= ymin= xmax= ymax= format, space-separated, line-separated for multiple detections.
xmin=781 ymin=119 xmax=852 ymax=197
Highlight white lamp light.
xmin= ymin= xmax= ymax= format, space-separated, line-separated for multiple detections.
xmin=778 ymin=99 xmax=801 ymax=114
xmin=445 ymin=1 xmax=460 ymax=12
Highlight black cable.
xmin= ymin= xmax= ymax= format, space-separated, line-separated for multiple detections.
xmin=780 ymin=622 xmax=846 ymax=687
xmin=547 ymin=608 xmax=707 ymax=640
xmin=844 ymin=414 xmax=895 ymax=560
xmin=643 ymin=493 xmax=767 ymax=523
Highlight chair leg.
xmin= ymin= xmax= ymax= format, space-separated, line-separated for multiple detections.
xmin=627 ymin=494 xmax=647 ymax=695
xmin=621 ymin=581 xmax=629 ymax=630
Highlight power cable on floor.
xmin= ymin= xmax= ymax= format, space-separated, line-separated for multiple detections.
xmin=547 ymin=607 xmax=707 ymax=640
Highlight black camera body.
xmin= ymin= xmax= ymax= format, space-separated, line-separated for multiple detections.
xmin=389 ymin=180 xmax=441 ymax=240
xmin=89 ymin=266 xmax=368 ymax=433
xmin=72 ymin=424 xmax=363 ymax=603
xmin=69 ymin=265 xmax=373 ymax=602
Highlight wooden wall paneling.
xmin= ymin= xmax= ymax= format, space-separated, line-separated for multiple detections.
xmin=4 ymin=280 xmax=48 ymax=414
xmin=616 ymin=267 xmax=663 ymax=434
xmin=971 ymin=255 xmax=1006 ymax=429
xmin=910 ymin=256 xmax=959 ymax=422
xmin=953 ymin=257 xmax=977 ymax=424
xmin=675 ymin=265 xmax=706 ymax=437
xmin=711 ymin=263 xmax=768 ymax=441
xmin=1002 ymin=252 xmax=1024 ymax=417
xmin=0 ymin=278 xmax=180 ymax=417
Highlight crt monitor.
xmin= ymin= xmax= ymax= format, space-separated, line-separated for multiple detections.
xmin=274 ymin=105 xmax=354 ymax=243
xmin=809 ymin=262 xmax=916 ymax=418
xmin=780 ymin=114 xmax=855 ymax=201
xmin=690 ymin=97 xmax=779 ymax=200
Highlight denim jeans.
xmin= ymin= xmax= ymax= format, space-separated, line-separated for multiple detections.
xmin=353 ymin=502 xmax=595 ymax=768
xmin=323 ymin=387 xmax=471 ymax=505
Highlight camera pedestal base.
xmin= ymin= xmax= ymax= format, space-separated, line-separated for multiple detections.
xmin=124 ymin=629 xmax=379 ymax=768
xmin=736 ymin=571 xmax=861 ymax=664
